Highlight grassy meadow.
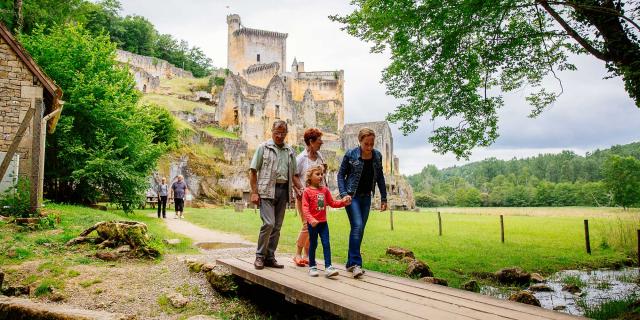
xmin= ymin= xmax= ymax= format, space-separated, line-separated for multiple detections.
xmin=181 ymin=206 xmax=638 ymax=288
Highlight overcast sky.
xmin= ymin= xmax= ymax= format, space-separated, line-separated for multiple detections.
xmin=119 ymin=0 xmax=640 ymax=175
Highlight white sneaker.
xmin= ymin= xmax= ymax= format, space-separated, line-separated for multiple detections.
xmin=308 ymin=266 xmax=319 ymax=277
xmin=325 ymin=266 xmax=339 ymax=278
xmin=352 ymin=265 xmax=364 ymax=279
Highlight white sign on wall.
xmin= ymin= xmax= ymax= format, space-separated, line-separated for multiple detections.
xmin=0 ymin=152 xmax=20 ymax=194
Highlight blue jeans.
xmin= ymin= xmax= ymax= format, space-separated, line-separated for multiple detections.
xmin=307 ymin=222 xmax=331 ymax=268
xmin=345 ymin=195 xmax=371 ymax=268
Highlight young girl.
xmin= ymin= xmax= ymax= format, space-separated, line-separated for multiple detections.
xmin=302 ymin=165 xmax=350 ymax=277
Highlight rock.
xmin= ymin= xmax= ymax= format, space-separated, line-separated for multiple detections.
xmin=163 ymin=239 xmax=181 ymax=245
xmin=528 ymin=284 xmax=553 ymax=292
xmin=206 ymin=265 xmax=238 ymax=294
xmin=530 ymin=273 xmax=545 ymax=283
xmin=114 ymin=245 xmax=131 ymax=254
xmin=508 ymin=291 xmax=541 ymax=307
xmin=401 ymin=256 xmax=414 ymax=264
xmin=201 ymin=263 xmax=216 ymax=273
xmin=0 ymin=296 xmax=134 ymax=319
xmin=168 ymin=292 xmax=189 ymax=308
xmin=553 ymin=305 xmax=567 ymax=311
xmin=386 ymin=247 xmax=415 ymax=260
xmin=2 ymin=286 xmax=30 ymax=296
xmin=562 ymin=284 xmax=581 ymax=294
xmin=420 ymin=277 xmax=448 ymax=286
xmin=406 ymin=259 xmax=433 ymax=278
xmin=48 ymin=289 xmax=66 ymax=302
xmin=96 ymin=251 xmax=121 ymax=261
xmin=495 ymin=267 xmax=531 ymax=285
xmin=461 ymin=280 xmax=480 ymax=292
xmin=188 ymin=261 xmax=204 ymax=273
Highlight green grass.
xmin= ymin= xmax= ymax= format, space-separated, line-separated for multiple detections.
xmin=139 ymin=94 xmax=215 ymax=114
xmin=159 ymin=77 xmax=210 ymax=96
xmin=579 ymin=295 xmax=639 ymax=320
xmin=201 ymin=126 xmax=238 ymax=139
xmin=561 ymin=275 xmax=586 ymax=288
xmin=183 ymin=207 xmax=635 ymax=288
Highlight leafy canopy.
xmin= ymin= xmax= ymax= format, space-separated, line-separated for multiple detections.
xmin=19 ymin=24 xmax=172 ymax=212
xmin=603 ymin=155 xmax=640 ymax=209
xmin=331 ymin=0 xmax=640 ymax=158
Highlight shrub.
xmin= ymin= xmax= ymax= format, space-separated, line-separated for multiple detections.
xmin=0 ymin=177 xmax=37 ymax=218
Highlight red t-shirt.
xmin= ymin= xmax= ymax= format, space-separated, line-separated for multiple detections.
xmin=302 ymin=186 xmax=347 ymax=224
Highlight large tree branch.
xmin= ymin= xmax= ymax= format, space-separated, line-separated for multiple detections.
xmin=536 ymin=0 xmax=609 ymax=61
xmin=547 ymin=0 xmax=640 ymax=32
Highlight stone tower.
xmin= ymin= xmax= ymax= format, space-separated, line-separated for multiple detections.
xmin=226 ymin=14 xmax=287 ymax=75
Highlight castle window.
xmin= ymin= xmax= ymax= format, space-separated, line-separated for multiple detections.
xmin=250 ymin=104 xmax=254 ymax=117
xmin=275 ymin=105 xmax=280 ymax=119
xmin=257 ymin=54 xmax=260 ymax=62
xmin=233 ymin=108 xmax=239 ymax=125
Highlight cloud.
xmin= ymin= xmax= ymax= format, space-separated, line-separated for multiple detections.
xmin=119 ymin=0 xmax=640 ymax=175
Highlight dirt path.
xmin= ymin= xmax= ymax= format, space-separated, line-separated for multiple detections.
xmin=161 ymin=215 xmax=254 ymax=246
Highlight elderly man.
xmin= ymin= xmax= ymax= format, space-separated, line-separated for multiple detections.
xmin=250 ymin=120 xmax=304 ymax=269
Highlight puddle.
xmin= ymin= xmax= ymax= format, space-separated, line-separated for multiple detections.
xmin=194 ymin=242 xmax=253 ymax=250
xmin=482 ymin=268 xmax=640 ymax=316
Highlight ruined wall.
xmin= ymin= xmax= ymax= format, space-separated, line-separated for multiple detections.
xmin=115 ymin=49 xmax=193 ymax=83
xmin=0 ymin=37 xmax=39 ymax=180
xmin=243 ymin=62 xmax=279 ymax=87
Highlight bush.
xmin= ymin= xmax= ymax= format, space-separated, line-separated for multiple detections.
xmin=415 ymin=192 xmax=447 ymax=207
xmin=0 ymin=177 xmax=37 ymax=218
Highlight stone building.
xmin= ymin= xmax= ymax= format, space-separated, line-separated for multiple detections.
xmin=0 ymin=22 xmax=63 ymax=209
xmin=115 ymin=49 xmax=193 ymax=93
xmin=217 ymin=14 xmax=344 ymax=149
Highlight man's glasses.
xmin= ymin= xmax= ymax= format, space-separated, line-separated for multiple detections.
xmin=273 ymin=131 xmax=288 ymax=137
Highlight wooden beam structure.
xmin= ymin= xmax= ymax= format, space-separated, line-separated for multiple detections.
xmin=217 ymin=257 xmax=584 ymax=320
xmin=0 ymin=107 xmax=34 ymax=181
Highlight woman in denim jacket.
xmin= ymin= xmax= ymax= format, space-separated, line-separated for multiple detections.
xmin=337 ymin=127 xmax=387 ymax=278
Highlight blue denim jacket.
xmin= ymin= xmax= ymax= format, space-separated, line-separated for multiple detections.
xmin=337 ymin=147 xmax=387 ymax=202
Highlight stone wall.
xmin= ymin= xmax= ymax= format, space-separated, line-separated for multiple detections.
xmin=115 ymin=50 xmax=193 ymax=93
xmin=0 ymin=37 xmax=39 ymax=181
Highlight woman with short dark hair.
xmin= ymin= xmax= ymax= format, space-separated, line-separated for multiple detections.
xmin=337 ymin=127 xmax=387 ymax=278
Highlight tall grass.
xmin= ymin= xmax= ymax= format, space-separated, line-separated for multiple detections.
xmin=601 ymin=214 xmax=640 ymax=259
xmin=579 ymin=294 xmax=639 ymax=320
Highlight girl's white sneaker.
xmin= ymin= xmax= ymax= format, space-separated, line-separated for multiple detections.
xmin=308 ymin=266 xmax=319 ymax=277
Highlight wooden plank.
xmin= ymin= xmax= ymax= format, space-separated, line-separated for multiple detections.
xmin=329 ymin=264 xmax=582 ymax=320
xmin=234 ymin=258 xmax=483 ymax=320
xmin=218 ymin=258 xmax=424 ymax=320
xmin=0 ymin=108 xmax=34 ymax=181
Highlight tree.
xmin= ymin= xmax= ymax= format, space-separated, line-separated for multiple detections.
xmin=20 ymin=24 xmax=168 ymax=212
xmin=331 ymin=0 xmax=640 ymax=158
xmin=602 ymin=155 xmax=640 ymax=209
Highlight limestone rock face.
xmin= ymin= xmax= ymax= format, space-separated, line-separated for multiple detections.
xmin=406 ymin=259 xmax=433 ymax=278
xmin=386 ymin=247 xmax=415 ymax=260
xmin=206 ymin=265 xmax=238 ymax=294
xmin=461 ymin=280 xmax=480 ymax=292
xmin=420 ymin=277 xmax=448 ymax=286
xmin=508 ymin=291 xmax=541 ymax=307
xmin=495 ymin=267 xmax=531 ymax=285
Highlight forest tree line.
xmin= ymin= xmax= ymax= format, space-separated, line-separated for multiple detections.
xmin=408 ymin=143 xmax=640 ymax=208
xmin=0 ymin=0 xmax=213 ymax=77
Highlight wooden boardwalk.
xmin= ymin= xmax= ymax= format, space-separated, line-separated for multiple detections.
xmin=217 ymin=257 xmax=583 ymax=320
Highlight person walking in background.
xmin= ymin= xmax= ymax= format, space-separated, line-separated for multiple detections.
xmin=337 ymin=127 xmax=387 ymax=279
xmin=170 ymin=175 xmax=189 ymax=219
xmin=250 ymin=120 xmax=304 ymax=270
xmin=157 ymin=177 xmax=169 ymax=218
xmin=294 ymin=128 xmax=326 ymax=267
xmin=302 ymin=165 xmax=350 ymax=277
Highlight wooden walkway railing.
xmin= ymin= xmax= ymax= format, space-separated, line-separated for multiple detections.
xmin=216 ymin=257 xmax=584 ymax=320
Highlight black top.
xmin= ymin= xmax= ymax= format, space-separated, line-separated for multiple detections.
xmin=355 ymin=158 xmax=374 ymax=196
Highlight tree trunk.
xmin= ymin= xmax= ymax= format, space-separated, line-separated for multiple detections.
xmin=13 ymin=0 xmax=23 ymax=34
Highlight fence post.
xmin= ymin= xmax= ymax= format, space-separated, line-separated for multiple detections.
xmin=584 ymin=220 xmax=591 ymax=255
xmin=438 ymin=211 xmax=442 ymax=236
xmin=500 ymin=215 xmax=505 ymax=243
xmin=390 ymin=209 xmax=394 ymax=231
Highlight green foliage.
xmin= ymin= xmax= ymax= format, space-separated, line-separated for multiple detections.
xmin=414 ymin=192 xmax=447 ymax=207
xmin=409 ymin=143 xmax=640 ymax=207
xmin=579 ymin=294 xmax=640 ymax=320
xmin=141 ymin=104 xmax=179 ymax=147
xmin=331 ymin=1 xmax=640 ymax=158
xmin=603 ymin=155 xmax=640 ymax=209
xmin=0 ymin=177 xmax=36 ymax=217
xmin=560 ymin=275 xmax=585 ymax=288
xmin=19 ymin=24 xmax=164 ymax=212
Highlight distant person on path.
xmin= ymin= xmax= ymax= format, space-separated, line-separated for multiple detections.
xmin=302 ymin=164 xmax=350 ymax=277
xmin=250 ymin=120 xmax=304 ymax=270
xmin=157 ymin=177 xmax=169 ymax=218
xmin=294 ymin=128 xmax=327 ymax=267
xmin=170 ymin=175 xmax=190 ymax=219
xmin=337 ymin=127 xmax=387 ymax=279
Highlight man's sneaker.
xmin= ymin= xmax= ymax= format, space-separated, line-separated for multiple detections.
xmin=308 ymin=266 xmax=319 ymax=277
xmin=352 ymin=265 xmax=365 ymax=279
xmin=325 ymin=266 xmax=339 ymax=278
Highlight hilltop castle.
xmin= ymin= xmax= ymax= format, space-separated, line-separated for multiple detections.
xmin=217 ymin=14 xmax=344 ymax=149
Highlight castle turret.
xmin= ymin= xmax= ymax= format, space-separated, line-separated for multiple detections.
xmin=227 ymin=14 xmax=241 ymax=71
xmin=292 ymin=57 xmax=298 ymax=73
